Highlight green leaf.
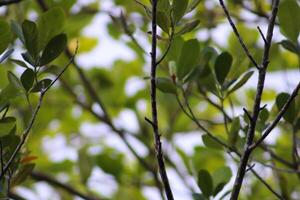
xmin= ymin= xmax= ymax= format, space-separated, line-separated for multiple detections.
xmin=22 ymin=20 xmax=39 ymax=61
xmin=212 ymin=166 xmax=232 ymax=196
xmin=37 ymin=7 xmax=65 ymax=51
xmin=177 ymin=39 xmax=200 ymax=81
xmin=227 ymin=71 xmax=254 ymax=95
xmin=158 ymin=0 xmax=171 ymax=12
xmin=0 ymin=117 xmax=16 ymax=137
xmin=156 ymin=77 xmax=177 ymax=94
xmin=279 ymin=40 xmax=300 ymax=55
xmin=197 ymin=169 xmax=213 ymax=198
xmin=214 ymin=52 xmax=232 ymax=85
xmin=202 ymin=134 xmax=223 ymax=150
xmin=168 ymin=36 xmax=184 ymax=61
xmin=0 ymin=19 xmax=12 ymax=55
xmin=11 ymin=20 xmax=25 ymax=43
xmin=31 ymin=79 xmax=52 ymax=93
xmin=278 ymin=0 xmax=300 ymax=42
xmin=40 ymin=33 xmax=67 ymax=66
xmin=176 ymin=20 xmax=200 ymax=35
xmin=192 ymin=193 xmax=207 ymax=200
xmin=229 ymin=117 xmax=240 ymax=146
xmin=20 ymin=69 xmax=35 ymax=92
xmin=172 ymin=0 xmax=189 ymax=23
xmin=78 ymin=148 xmax=93 ymax=184
xmin=276 ymin=92 xmax=296 ymax=124
xmin=10 ymin=59 xmax=29 ymax=68
xmin=157 ymin=11 xmax=170 ymax=34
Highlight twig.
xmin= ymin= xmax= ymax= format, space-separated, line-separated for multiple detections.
xmin=219 ymin=0 xmax=260 ymax=70
xmin=229 ymin=0 xmax=280 ymax=199
xmin=30 ymin=171 xmax=101 ymax=200
xmin=250 ymin=81 xmax=300 ymax=150
xmin=257 ymin=26 xmax=267 ymax=44
xmin=149 ymin=1 xmax=174 ymax=199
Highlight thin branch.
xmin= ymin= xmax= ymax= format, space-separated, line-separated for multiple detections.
xmin=229 ymin=0 xmax=280 ymax=199
xmin=0 ymin=0 xmax=23 ymax=7
xmin=250 ymin=81 xmax=300 ymax=150
xmin=257 ymin=26 xmax=267 ymax=44
xmin=149 ymin=1 xmax=174 ymax=199
xmin=219 ymin=0 xmax=260 ymax=70
xmin=0 ymin=46 xmax=77 ymax=181
xmin=30 ymin=171 xmax=102 ymax=200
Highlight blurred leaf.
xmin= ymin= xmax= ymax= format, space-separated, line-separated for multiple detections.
xmin=0 ymin=19 xmax=12 ymax=55
xmin=276 ymin=92 xmax=296 ymax=124
xmin=214 ymin=52 xmax=232 ymax=85
xmin=176 ymin=20 xmax=200 ymax=35
xmin=11 ymin=20 xmax=25 ymax=43
xmin=156 ymin=77 xmax=177 ymax=94
xmin=212 ymin=166 xmax=232 ymax=196
xmin=0 ymin=117 xmax=16 ymax=137
xmin=197 ymin=169 xmax=213 ymax=198
xmin=202 ymin=134 xmax=223 ymax=150
xmin=7 ymin=71 xmax=22 ymax=90
xmin=10 ymin=59 xmax=29 ymax=68
xmin=278 ymin=0 xmax=300 ymax=42
xmin=40 ymin=33 xmax=67 ymax=66
xmin=21 ymin=69 xmax=35 ymax=92
xmin=78 ymin=148 xmax=93 ymax=184
xmin=177 ymin=39 xmax=200 ymax=81
xmin=11 ymin=164 xmax=35 ymax=186
xmin=192 ymin=193 xmax=207 ymax=200
xmin=229 ymin=117 xmax=240 ymax=146
xmin=173 ymin=0 xmax=189 ymax=23
xmin=21 ymin=52 xmax=35 ymax=66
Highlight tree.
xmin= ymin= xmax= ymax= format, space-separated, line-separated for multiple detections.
xmin=0 ymin=0 xmax=299 ymax=199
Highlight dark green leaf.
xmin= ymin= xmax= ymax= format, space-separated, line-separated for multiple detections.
xmin=279 ymin=40 xmax=300 ymax=55
xmin=276 ymin=93 xmax=296 ymax=124
xmin=31 ymin=79 xmax=52 ymax=93
xmin=192 ymin=193 xmax=207 ymax=200
xmin=22 ymin=20 xmax=39 ymax=60
xmin=21 ymin=52 xmax=35 ymax=66
xmin=227 ymin=71 xmax=254 ymax=95
xmin=156 ymin=77 xmax=177 ymax=94
xmin=197 ymin=169 xmax=213 ymax=198
xmin=0 ymin=19 xmax=12 ymax=55
xmin=40 ymin=33 xmax=67 ymax=66
xmin=168 ymin=36 xmax=184 ymax=61
xmin=157 ymin=11 xmax=170 ymax=34
xmin=278 ymin=0 xmax=300 ymax=42
xmin=0 ymin=117 xmax=16 ymax=137
xmin=173 ymin=0 xmax=189 ymax=23
xmin=37 ymin=7 xmax=66 ymax=51
xmin=10 ymin=59 xmax=29 ymax=68
xmin=20 ymin=69 xmax=35 ymax=92
xmin=177 ymin=39 xmax=200 ymax=81
xmin=214 ymin=52 xmax=232 ymax=85
xmin=188 ymin=0 xmax=202 ymax=12
xmin=176 ymin=20 xmax=200 ymax=35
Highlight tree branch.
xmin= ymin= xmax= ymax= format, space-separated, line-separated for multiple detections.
xmin=0 ymin=0 xmax=23 ymax=7
xmin=149 ymin=1 xmax=174 ymax=199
